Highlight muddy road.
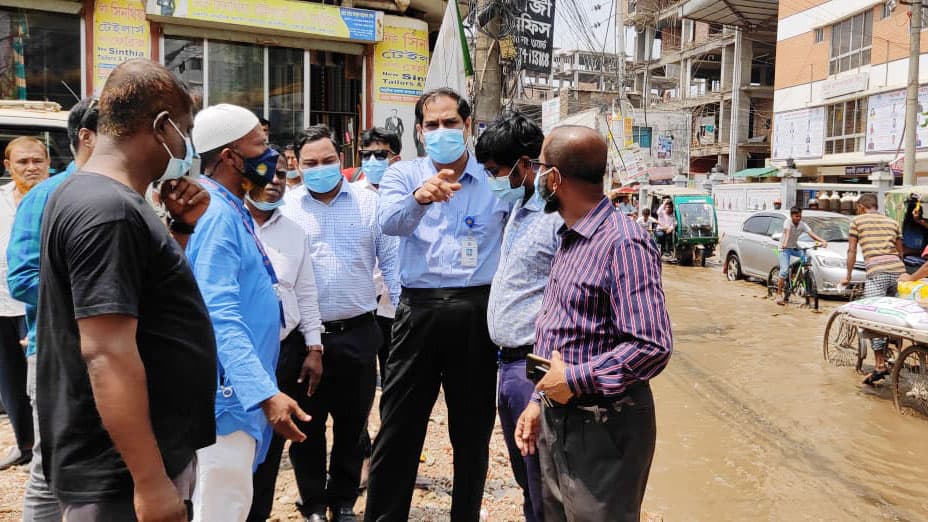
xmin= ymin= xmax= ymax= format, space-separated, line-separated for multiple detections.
xmin=0 ymin=263 xmax=925 ymax=521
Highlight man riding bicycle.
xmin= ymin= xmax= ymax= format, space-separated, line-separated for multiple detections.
xmin=777 ymin=207 xmax=828 ymax=305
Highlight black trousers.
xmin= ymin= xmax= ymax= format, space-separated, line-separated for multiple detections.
xmin=365 ymin=287 xmax=497 ymax=522
xmin=0 ymin=316 xmax=31 ymax=450
xmin=292 ymin=314 xmax=380 ymax=514
xmin=538 ymin=382 xmax=656 ymax=522
xmin=360 ymin=314 xmax=394 ymax=460
xmin=248 ymin=329 xmax=306 ymax=522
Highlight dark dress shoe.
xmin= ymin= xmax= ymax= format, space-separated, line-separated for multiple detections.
xmin=0 ymin=447 xmax=31 ymax=471
xmin=331 ymin=506 xmax=358 ymax=522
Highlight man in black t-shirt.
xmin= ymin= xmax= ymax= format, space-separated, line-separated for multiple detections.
xmin=36 ymin=59 xmax=216 ymax=521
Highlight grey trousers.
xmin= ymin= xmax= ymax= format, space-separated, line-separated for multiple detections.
xmin=62 ymin=459 xmax=196 ymax=521
xmin=538 ymin=382 xmax=656 ymax=522
xmin=23 ymin=355 xmax=62 ymax=522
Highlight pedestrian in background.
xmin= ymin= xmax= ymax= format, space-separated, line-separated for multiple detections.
xmin=477 ymin=110 xmax=560 ymax=522
xmin=842 ymin=192 xmax=905 ymax=385
xmin=0 ymin=136 xmax=49 ymax=471
xmin=35 ymin=58 xmax=215 ymax=522
xmin=281 ymin=125 xmax=399 ymax=522
xmin=188 ymin=104 xmax=309 ymax=521
xmin=7 ymin=95 xmax=98 ymax=521
xmin=366 ymin=88 xmax=510 ymax=521
xmin=246 ymin=147 xmax=324 ymax=522
xmin=515 ymin=125 xmax=673 ymax=522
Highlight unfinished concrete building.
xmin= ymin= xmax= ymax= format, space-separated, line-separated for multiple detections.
xmin=624 ymin=0 xmax=779 ymax=177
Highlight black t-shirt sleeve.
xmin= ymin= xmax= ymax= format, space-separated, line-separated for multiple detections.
xmin=66 ymin=218 xmax=149 ymax=320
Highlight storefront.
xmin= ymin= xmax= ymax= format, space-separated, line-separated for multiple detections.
xmin=0 ymin=1 xmax=432 ymax=167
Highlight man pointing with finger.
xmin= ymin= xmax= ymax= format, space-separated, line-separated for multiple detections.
xmin=366 ymin=88 xmax=510 ymax=521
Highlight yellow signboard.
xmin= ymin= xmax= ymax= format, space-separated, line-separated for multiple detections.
xmin=624 ymin=117 xmax=633 ymax=148
xmin=373 ymin=21 xmax=429 ymax=105
xmin=93 ymin=0 xmax=151 ymax=92
xmin=146 ymin=0 xmax=381 ymax=43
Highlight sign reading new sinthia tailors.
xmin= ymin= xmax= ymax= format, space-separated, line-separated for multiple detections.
xmin=94 ymin=0 xmax=151 ymax=93
xmin=145 ymin=0 xmax=382 ymax=43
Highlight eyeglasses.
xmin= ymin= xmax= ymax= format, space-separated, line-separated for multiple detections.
xmin=360 ymin=150 xmax=391 ymax=161
xmin=529 ymin=159 xmax=556 ymax=172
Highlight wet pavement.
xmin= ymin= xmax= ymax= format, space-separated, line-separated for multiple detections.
xmin=0 ymin=262 xmax=925 ymax=521
xmin=648 ymin=263 xmax=928 ymax=521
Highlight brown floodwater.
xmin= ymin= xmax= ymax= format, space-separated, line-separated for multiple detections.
xmin=645 ymin=264 xmax=928 ymax=521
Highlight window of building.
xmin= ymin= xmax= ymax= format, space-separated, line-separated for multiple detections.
xmin=814 ymin=27 xmax=824 ymax=43
xmin=0 ymin=8 xmax=81 ymax=108
xmin=163 ymin=36 xmax=358 ymax=158
xmin=825 ymin=98 xmax=866 ymax=154
xmin=829 ymin=11 xmax=872 ymax=74
xmin=633 ymin=126 xmax=652 ymax=148
xmin=881 ymin=2 xmax=892 ymax=20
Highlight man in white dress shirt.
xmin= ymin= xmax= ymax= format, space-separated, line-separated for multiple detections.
xmin=246 ymin=147 xmax=324 ymax=522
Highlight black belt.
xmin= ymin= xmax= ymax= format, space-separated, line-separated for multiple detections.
xmin=322 ymin=311 xmax=375 ymax=335
xmin=498 ymin=345 xmax=533 ymax=363
xmin=400 ymin=285 xmax=491 ymax=303
xmin=549 ymin=382 xmax=648 ymax=409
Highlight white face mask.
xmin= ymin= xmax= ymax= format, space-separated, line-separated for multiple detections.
xmin=158 ymin=118 xmax=193 ymax=182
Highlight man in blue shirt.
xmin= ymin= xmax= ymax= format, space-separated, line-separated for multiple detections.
xmin=7 ymin=95 xmax=97 ymax=522
xmin=366 ymin=88 xmax=510 ymax=521
xmin=478 ymin=111 xmax=561 ymax=522
xmin=187 ymin=104 xmax=310 ymax=521
xmin=280 ymin=125 xmax=399 ymax=522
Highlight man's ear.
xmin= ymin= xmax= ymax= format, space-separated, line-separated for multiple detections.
xmin=389 ymin=155 xmax=401 ymax=165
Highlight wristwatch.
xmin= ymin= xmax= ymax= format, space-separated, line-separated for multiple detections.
xmin=307 ymin=345 xmax=324 ymax=355
xmin=169 ymin=219 xmax=196 ymax=235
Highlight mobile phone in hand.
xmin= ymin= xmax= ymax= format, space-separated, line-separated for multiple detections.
xmin=526 ymin=353 xmax=551 ymax=383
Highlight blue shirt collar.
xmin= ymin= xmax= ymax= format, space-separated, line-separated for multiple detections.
xmin=301 ymin=177 xmax=351 ymax=205
xmin=521 ymin=191 xmax=545 ymax=212
xmin=426 ymin=152 xmax=483 ymax=184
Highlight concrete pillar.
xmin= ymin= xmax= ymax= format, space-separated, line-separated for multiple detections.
xmin=704 ymin=170 xmax=728 ymax=193
xmin=727 ymin=29 xmax=751 ymax=176
xmin=869 ymin=166 xmax=895 ymax=213
xmin=673 ymin=174 xmax=688 ymax=187
xmin=778 ymin=164 xmax=802 ymax=209
xmin=573 ymin=51 xmax=580 ymax=87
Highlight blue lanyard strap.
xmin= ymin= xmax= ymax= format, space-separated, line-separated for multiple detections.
xmin=200 ymin=177 xmax=285 ymax=328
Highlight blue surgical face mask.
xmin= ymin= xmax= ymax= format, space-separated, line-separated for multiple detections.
xmin=424 ymin=128 xmax=466 ymax=164
xmin=245 ymin=192 xmax=285 ymax=211
xmin=159 ymin=118 xmax=193 ymax=182
xmin=535 ymin=167 xmax=557 ymax=202
xmin=241 ymin=148 xmax=280 ymax=187
xmin=302 ymin=163 xmax=343 ymax=193
xmin=286 ymin=169 xmax=301 ymax=180
xmin=487 ymin=159 xmax=526 ymax=203
xmin=362 ymin=157 xmax=389 ymax=185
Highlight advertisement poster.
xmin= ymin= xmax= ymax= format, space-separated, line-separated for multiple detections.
xmin=146 ymin=0 xmax=382 ymax=42
xmin=541 ymin=97 xmax=560 ymax=134
xmin=865 ymin=86 xmax=928 ymax=153
xmin=515 ymin=0 xmax=555 ymax=74
xmin=94 ymin=0 xmax=150 ymax=93
xmin=657 ymin=134 xmax=673 ymax=159
xmin=772 ymin=107 xmax=824 ymax=160
xmin=372 ymin=15 xmax=429 ymax=158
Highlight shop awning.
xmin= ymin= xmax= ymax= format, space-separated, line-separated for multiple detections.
xmin=733 ymin=166 xmax=779 ymax=178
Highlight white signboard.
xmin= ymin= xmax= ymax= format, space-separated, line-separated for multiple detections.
xmin=865 ymin=86 xmax=928 ymax=154
xmin=541 ymin=97 xmax=560 ymax=134
xmin=772 ymin=107 xmax=825 ymax=160
xmin=822 ymin=73 xmax=868 ymax=99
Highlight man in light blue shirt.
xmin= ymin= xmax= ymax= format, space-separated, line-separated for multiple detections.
xmin=480 ymin=111 xmax=561 ymax=522
xmin=186 ymin=104 xmax=309 ymax=521
xmin=366 ymin=88 xmax=510 ymax=521
xmin=279 ymin=125 xmax=399 ymax=522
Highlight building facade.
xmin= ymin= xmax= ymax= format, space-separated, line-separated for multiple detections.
xmin=773 ymin=0 xmax=928 ymax=184
xmin=0 ymin=0 xmax=440 ymax=162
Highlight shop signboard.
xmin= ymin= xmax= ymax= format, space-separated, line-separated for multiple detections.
xmin=541 ymin=97 xmax=560 ymax=133
xmin=515 ymin=0 xmax=555 ymax=74
xmin=94 ymin=0 xmax=151 ymax=93
xmin=772 ymin=107 xmax=824 ymax=160
xmin=145 ymin=0 xmax=382 ymax=43
xmin=372 ymin=15 xmax=429 ymax=158
xmin=865 ymin=86 xmax=928 ymax=154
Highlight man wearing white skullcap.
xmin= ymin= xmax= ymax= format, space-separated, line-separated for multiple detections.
xmin=186 ymin=103 xmax=310 ymax=522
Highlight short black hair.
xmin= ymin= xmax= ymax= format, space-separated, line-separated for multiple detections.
xmin=642 ymin=208 xmax=651 ymax=217
xmin=258 ymin=115 xmax=270 ymax=126
xmin=790 ymin=206 xmax=802 ymax=215
xmin=858 ymin=193 xmax=878 ymax=210
xmin=294 ymin=124 xmax=340 ymax=159
xmin=284 ymin=144 xmax=294 ymax=152
xmin=67 ymin=96 xmax=99 ymax=149
xmin=415 ymin=88 xmax=471 ymax=126
xmin=98 ymin=59 xmax=192 ymax=137
xmin=475 ymin=110 xmax=544 ymax=166
xmin=360 ymin=127 xmax=401 ymax=155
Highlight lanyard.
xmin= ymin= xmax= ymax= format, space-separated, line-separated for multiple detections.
xmin=199 ymin=177 xmax=285 ymax=328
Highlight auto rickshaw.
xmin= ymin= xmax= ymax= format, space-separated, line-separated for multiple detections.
xmin=644 ymin=186 xmax=719 ymax=266
xmin=884 ymin=186 xmax=928 ymax=273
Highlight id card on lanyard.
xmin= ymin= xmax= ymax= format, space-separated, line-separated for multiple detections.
xmin=462 ymin=215 xmax=478 ymax=267
xmin=199 ymin=177 xmax=286 ymax=328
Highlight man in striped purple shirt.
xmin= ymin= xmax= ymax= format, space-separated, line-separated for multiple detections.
xmin=514 ymin=126 xmax=673 ymax=522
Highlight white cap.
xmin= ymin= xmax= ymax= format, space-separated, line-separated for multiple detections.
xmin=192 ymin=104 xmax=260 ymax=154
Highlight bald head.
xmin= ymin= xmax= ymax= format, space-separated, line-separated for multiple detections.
xmin=543 ymin=126 xmax=607 ymax=184
xmin=98 ymin=59 xmax=192 ymax=138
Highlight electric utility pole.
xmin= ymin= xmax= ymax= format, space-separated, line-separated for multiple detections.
xmin=474 ymin=0 xmax=502 ymax=132
xmin=904 ymin=0 xmax=921 ymax=186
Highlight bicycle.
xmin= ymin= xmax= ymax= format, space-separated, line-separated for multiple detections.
xmin=767 ymin=244 xmax=820 ymax=310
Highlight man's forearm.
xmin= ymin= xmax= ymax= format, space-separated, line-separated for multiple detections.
xmin=85 ymin=348 xmax=169 ymax=488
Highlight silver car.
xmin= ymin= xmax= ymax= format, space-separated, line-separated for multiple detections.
xmin=720 ymin=210 xmax=867 ymax=296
